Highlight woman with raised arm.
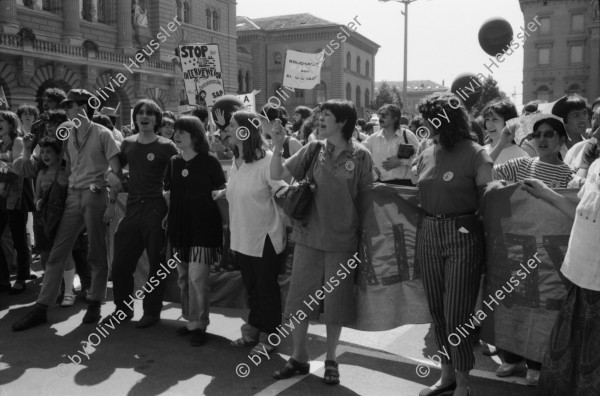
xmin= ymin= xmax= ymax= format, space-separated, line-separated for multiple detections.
xmin=270 ymin=99 xmax=373 ymax=385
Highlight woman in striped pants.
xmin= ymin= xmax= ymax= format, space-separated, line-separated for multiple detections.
xmin=415 ymin=92 xmax=493 ymax=396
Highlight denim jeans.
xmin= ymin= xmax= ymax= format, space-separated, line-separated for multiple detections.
xmin=177 ymin=252 xmax=210 ymax=331
xmin=37 ymin=189 xmax=108 ymax=306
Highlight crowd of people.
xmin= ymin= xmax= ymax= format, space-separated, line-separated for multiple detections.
xmin=0 ymin=86 xmax=598 ymax=395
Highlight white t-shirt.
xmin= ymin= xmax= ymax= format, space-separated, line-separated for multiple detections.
xmin=564 ymin=139 xmax=589 ymax=170
xmin=561 ymin=159 xmax=600 ymax=291
xmin=484 ymin=143 xmax=529 ymax=165
xmin=226 ymin=151 xmax=287 ymax=257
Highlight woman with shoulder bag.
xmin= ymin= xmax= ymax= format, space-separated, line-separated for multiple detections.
xmin=270 ymin=99 xmax=374 ymax=385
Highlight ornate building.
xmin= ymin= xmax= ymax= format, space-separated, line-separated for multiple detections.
xmin=520 ymin=0 xmax=600 ymax=103
xmin=236 ymin=13 xmax=379 ymax=117
xmin=0 ymin=0 xmax=237 ymax=126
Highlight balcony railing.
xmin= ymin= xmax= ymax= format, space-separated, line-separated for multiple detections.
xmin=0 ymin=33 xmax=176 ymax=73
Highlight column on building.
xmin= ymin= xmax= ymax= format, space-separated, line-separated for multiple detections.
xmin=117 ymin=0 xmax=133 ymax=50
xmin=0 ymin=0 xmax=19 ymax=33
xmin=62 ymin=0 xmax=82 ymax=42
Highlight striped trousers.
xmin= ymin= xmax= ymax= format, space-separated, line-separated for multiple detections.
xmin=417 ymin=216 xmax=484 ymax=372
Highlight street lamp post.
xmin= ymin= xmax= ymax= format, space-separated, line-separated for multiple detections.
xmin=379 ymin=0 xmax=417 ymax=108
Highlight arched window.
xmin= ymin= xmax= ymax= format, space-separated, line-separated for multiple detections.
xmin=346 ymin=52 xmax=351 ymax=69
xmin=356 ymin=86 xmax=361 ymax=108
xmin=245 ymin=71 xmax=251 ymax=93
xmin=365 ymin=89 xmax=370 ymax=109
xmin=346 ymin=83 xmax=352 ymax=101
xmin=316 ymin=81 xmax=327 ymax=103
xmin=175 ymin=0 xmax=182 ymax=22
xmin=97 ymin=0 xmax=105 ymax=22
xmin=567 ymin=83 xmax=581 ymax=94
xmin=213 ymin=11 xmax=219 ymax=31
xmin=206 ymin=8 xmax=212 ymax=30
xmin=42 ymin=0 xmax=52 ymax=12
xmin=356 ymin=56 xmax=361 ymax=74
xmin=536 ymin=85 xmax=550 ymax=102
xmin=274 ymin=52 xmax=282 ymax=68
xmin=366 ymin=60 xmax=370 ymax=77
xmin=238 ymin=70 xmax=244 ymax=93
xmin=183 ymin=1 xmax=190 ymax=23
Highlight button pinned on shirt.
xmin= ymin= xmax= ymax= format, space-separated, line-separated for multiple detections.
xmin=443 ymin=171 xmax=454 ymax=182
xmin=147 ymin=153 xmax=155 ymax=161
xmin=345 ymin=160 xmax=355 ymax=172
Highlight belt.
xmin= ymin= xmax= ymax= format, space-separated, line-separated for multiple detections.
xmin=423 ymin=212 xmax=475 ymax=220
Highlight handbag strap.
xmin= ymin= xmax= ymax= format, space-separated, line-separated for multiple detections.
xmin=306 ymin=141 xmax=322 ymax=183
xmin=403 ymin=129 xmax=408 ymax=144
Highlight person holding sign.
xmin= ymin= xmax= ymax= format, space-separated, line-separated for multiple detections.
xmin=416 ymin=92 xmax=493 ymax=396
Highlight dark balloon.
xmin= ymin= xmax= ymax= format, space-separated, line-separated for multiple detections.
xmin=478 ymin=17 xmax=513 ymax=56
xmin=451 ymin=73 xmax=483 ymax=108
xmin=211 ymin=95 xmax=244 ymax=129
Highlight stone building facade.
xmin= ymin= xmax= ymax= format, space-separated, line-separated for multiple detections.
xmin=236 ymin=14 xmax=379 ymax=117
xmin=519 ymin=0 xmax=600 ymax=103
xmin=0 ymin=0 xmax=237 ymax=126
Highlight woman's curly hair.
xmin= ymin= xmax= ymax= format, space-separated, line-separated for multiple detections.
xmin=418 ymin=92 xmax=475 ymax=150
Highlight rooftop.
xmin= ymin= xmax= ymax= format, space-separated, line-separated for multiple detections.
xmin=236 ymin=13 xmax=338 ymax=31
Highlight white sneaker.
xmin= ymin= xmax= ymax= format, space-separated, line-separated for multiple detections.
xmin=61 ymin=294 xmax=76 ymax=307
xmin=526 ymin=369 xmax=540 ymax=386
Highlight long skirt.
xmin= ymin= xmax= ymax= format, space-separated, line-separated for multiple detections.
xmin=538 ymin=284 xmax=600 ymax=395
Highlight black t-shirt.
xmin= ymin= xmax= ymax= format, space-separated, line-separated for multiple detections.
xmin=579 ymin=140 xmax=600 ymax=170
xmin=165 ymin=153 xmax=226 ymax=248
xmin=119 ymin=135 xmax=178 ymax=203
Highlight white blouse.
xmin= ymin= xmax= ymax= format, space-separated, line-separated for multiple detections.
xmin=561 ymin=158 xmax=600 ymax=291
xmin=226 ymin=151 xmax=287 ymax=257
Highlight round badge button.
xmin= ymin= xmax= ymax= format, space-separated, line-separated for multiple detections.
xmin=147 ymin=153 xmax=155 ymax=161
xmin=182 ymin=169 xmax=189 ymax=177
xmin=442 ymin=171 xmax=454 ymax=181
xmin=345 ymin=160 xmax=355 ymax=172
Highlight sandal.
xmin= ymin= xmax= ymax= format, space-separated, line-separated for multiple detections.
xmin=230 ymin=337 xmax=257 ymax=347
xmin=324 ymin=360 xmax=340 ymax=385
xmin=272 ymin=358 xmax=310 ymax=379
xmin=249 ymin=341 xmax=276 ymax=357
xmin=61 ymin=294 xmax=76 ymax=307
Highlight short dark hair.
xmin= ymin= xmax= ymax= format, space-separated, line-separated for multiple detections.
xmin=592 ymin=97 xmax=600 ymax=111
xmin=294 ymin=106 xmax=312 ymax=120
xmin=231 ymin=110 xmax=266 ymax=163
xmin=409 ymin=115 xmax=424 ymax=130
xmin=92 ymin=114 xmax=115 ymax=130
xmin=132 ymin=99 xmax=163 ymax=133
xmin=400 ymin=116 xmax=409 ymax=126
xmin=174 ymin=115 xmax=209 ymax=156
xmin=38 ymin=136 xmax=63 ymax=155
xmin=260 ymin=103 xmax=288 ymax=126
xmin=418 ymin=92 xmax=474 ymax=150
xmin=191 ymin=106 xmax=209 ymax=122
xmin=321 ymin=99 xmax=357 ymax=140
xmin=17 ymin=105 xmax=39 ymax=120
xmin=522 ymin=100 xmax=540 ymax=115
xmin=300 ymin=118 xmax=316 ymax=142
xmin=483 ymin=99 xmax=518 ymax=123
xmin=364 ymin=122 xmax=376 ymax=134
xmin=43 ymin=88 xmax=67 ymax=104
xmin=44 ymin=110 xmax=68 ymax=126
xmin=357 ymin=118 xmax=366 ymax=129
xmin=533 ymin=117 xmax=567 ymax=139
xmin=553 ymin=94 xmax=587 ymax=123
xmin=162 ymin=111 xmax=176 ymax=121
xmin=0 ymin=111 xmax=20 ymax=139
xmin=378 ymin=104 xmax=402 ymax=130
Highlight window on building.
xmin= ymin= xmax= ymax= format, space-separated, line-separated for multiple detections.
xmin=538 ymin=48 xmax=550 ymax=65
xmin=42 ymin=0 xmax=52 ymax=11
xmin=273 ymin=83 xmax=282 ymax=97
xmin=183 ymin=1 xmax=190 ymax=23
xmin=366 ymin=60 xmax=370 ymax=77
xmin=356 ymin=86 xmax=361 ymax=108
xmin=356 ymin=56 xmax=361 ymax=74
xmin=295 ymin=90 xmax=304 ymax=98
xmin=570 ymin=45 xmax=583 ymax=63
xmin=316 ymin=81 xmax=327 ymax=103
xmin=175 ymin=0 xmax=182 ymax=22
xmin=346 ymin=83 xmax=352 ymax=101
xmin=571 ymin=13 xmax=584 ymax=32
xmin=97 ymin=0 xmax=104 ymax=22
xmin=536 ymin=86 xmax=550 ymax=102
xmin=245 ymin=71 xmax=251 ymax=93
xmin=238 ymin=70 xmax=243 ymax=93
xmin=213 ymin=11 xmax=219 ymax=31
xmin=365 ymin=89 xmax=370 ymax=109
xmin=274 ymin=52 xmax=282 ymax=68
xmin=539 ymin=16 xmax=550 ymax=34
xmin=206 ymin=8 xmax=212 ymax=29
xmin=567 ymin=84 xmax=581 ymax=94
xmin=346 ymin=52 xmax=351 ymax=69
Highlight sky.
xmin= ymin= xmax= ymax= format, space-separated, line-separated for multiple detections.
xmin=237 ymin=0 xmax=526 ymax=104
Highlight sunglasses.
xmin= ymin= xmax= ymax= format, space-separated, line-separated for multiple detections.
xmin=377 ymin=113 xmax=390 ymax=118
xmin=531 ymin=130 xmax=557 ymax=139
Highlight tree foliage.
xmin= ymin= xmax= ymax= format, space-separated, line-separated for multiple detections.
xmin=373 ymin=81 xmax=403 ymax=109
xmin=471 ymin=75 xmax=508 ymax=116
